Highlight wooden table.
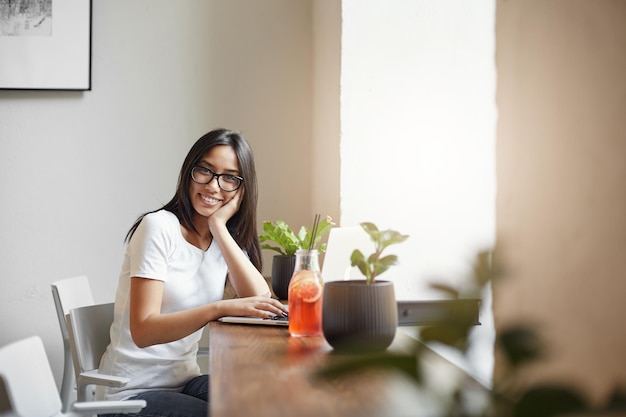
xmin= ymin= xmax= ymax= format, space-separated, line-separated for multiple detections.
xmin=208 ymin=321 xmax=473 ymax=417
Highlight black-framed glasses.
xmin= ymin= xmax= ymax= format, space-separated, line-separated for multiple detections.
xmin=191 ymin=166 xmax=244 ymax=192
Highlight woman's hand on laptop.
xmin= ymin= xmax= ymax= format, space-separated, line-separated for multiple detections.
xmin=220 ymin=296 xmax=288 ymax=319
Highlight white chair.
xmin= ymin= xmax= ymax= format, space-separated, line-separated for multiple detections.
xmin=66 ymin=303 xmax=129 ymax=402
xmin=51 ymin=276 xmax=94 ymax=411
xmin=0 ymin=335 xmax=145 ymax=417
xmin=54 ymin=276 xmax=209 ymax=404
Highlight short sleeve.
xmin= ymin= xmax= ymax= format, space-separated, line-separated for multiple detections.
xmin=127 ymin=213 xmax=173 ymax=281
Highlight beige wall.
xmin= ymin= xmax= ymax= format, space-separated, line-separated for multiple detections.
xmin=204 ymin=0 xmax=342 ymax=270
xmin=201 ymin=1 xmax=327 ymax=271
xmin=311 ymin=0 xmax=341 ymax=229
xmin=494 ymin=0 xmax=626 ymax=404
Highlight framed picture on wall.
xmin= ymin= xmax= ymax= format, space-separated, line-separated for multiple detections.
xmin=0 ymin=0 xmax=92 ymax=91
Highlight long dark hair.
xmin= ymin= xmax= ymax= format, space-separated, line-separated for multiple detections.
xmin=125 ymin=128 xmax=262 ymax=271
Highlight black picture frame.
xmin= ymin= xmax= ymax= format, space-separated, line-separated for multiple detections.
xmin=0 ymin=0 xmax=92 ymax=91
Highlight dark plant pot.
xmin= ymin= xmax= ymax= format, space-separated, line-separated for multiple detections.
xmin=271 ymin=255 xmax=296 ymax=300
xmin=322 ymin=280 xmax=397 ymax=353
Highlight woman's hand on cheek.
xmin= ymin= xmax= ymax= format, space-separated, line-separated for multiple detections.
xmin=209 ymin=188 xmax=243 ymax=227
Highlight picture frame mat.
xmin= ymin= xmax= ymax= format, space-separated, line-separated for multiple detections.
xmin=0 ymin=0 xmax=91 ymax=90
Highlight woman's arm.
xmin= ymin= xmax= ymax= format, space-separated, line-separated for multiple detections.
xmin=208 ymin=188 xmax=271 ymax=298
xmin=129 ymin=277 xmax=286 ymax=347
xmin=211 ymin=220 xmax=270 ymax=297
xmin=129 ymin=189 xmax=287 ymax=348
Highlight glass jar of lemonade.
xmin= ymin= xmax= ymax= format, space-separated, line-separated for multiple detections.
xmin=288 ymin=249 xmax=324 ymax=337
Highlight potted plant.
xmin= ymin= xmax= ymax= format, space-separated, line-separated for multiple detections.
xmin=322 ymin=222 xmax=409 ymax=352
xmin=259 ymin=216 xmax=335 ymax=300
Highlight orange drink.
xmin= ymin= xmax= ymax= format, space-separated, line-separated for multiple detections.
xmin=288 ymin=250 xmax=324 ymax=337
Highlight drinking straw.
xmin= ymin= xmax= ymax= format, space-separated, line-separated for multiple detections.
xmin=308 ymin=213 xmax=321 ymax=251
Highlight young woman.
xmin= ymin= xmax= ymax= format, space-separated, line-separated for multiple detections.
xmin=97 ymin=129 xmax=287 ymax=417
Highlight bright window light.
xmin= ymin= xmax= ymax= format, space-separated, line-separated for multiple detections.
xmin=340 ymin=0 xmax=496 ymax=388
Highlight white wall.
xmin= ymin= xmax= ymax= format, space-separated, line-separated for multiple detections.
xmin=0 ymin=0 xmax=313 ymax=387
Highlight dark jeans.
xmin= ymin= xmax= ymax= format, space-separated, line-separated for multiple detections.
xmin=100 ymin=375 xmax=208 ymax=417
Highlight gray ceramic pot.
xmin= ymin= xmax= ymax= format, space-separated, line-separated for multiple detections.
xmin=322 ymin=280 xmax=397 ymax=352
xmin=271 ymin=255 xmax=296 ymax=300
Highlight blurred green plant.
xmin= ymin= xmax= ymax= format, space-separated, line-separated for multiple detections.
xmin=317 ymin=248 xmax=626 ymax=417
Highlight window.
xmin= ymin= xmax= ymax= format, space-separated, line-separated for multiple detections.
xmin=340 ymin=0 xmax=496 ymax=388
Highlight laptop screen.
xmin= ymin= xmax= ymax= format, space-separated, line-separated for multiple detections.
xmin=321 ymin=226 xmax=372 ymax=282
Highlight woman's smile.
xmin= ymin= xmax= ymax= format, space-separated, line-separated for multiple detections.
xmin=199 ymin=193 xmax=223 ymax=207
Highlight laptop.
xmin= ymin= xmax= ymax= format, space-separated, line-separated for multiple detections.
xmin=217 ymin=304 xmax=289 ymax=326
xmin=321 ymin=226 xmax=371 ymax=281
xmin=218 ymin=314 xmax=289 ymax=326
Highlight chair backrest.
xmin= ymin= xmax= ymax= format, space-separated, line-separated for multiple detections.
xmin=51 ymin=276 xmax=95 ymax=342
xmin=67 ymin=303 xmax=114 ymax=377
xmin=51 ymin=276 xmax=95 ymax=411
xmin=0 ymin=336 xmax=63 ymax=417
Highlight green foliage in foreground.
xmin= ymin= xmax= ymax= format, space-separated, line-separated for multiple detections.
xmin=318 ymin=249 xmax=626 ymax=417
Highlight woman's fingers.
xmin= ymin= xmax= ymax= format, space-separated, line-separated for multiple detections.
xmin=249 ymin=297 xmax=287 ymax=317
xmin=226 ymin=296 xmax=288 ymax=318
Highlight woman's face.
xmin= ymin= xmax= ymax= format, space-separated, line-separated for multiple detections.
xmin=189 ymin=145 xmax=241 ymax=220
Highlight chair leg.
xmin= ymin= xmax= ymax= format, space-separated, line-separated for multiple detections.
xmin=60 ymin=344 xmax=76 ymax=412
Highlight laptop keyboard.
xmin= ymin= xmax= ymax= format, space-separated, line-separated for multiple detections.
xmin=266 ymin=315 xmax=289 ymax=322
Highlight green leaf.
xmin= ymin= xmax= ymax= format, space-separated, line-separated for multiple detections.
xmin=350 ymin=250 xmax=370 ymax=279
xmin=428 ymin=282 xmax=460 ymax=298
xmin=296 ymin=225 xmax=308 ymax=246
xmin=315 ymin=352 xmax=421 ymax=385
xmin=258 ymin=217 xmax=335 ymax=256
xmin=350 ymin=249 xmax=365 ymax=265
xmin=498 ymin=325 xmax=544 ymax=369
xmin=360 ymin=222 xmax=379 ymax=236
xmin=514 ymin=385 xmax=587 ymax=417
xmin=377 ymin=254 xmax=398 ymax=268
xmin=352 ymin=222 xmax=409 ymax=283
xmin=606 ymin=388 xmax=626 ymax=412
xmin=260 ymin=243 xmax=288 ymax=256
xmin=382 ymin=231 xmax=410 ymax=248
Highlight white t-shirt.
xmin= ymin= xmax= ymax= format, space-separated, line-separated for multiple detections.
xmin=96 ymin=210 xmax=227 ymax=401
